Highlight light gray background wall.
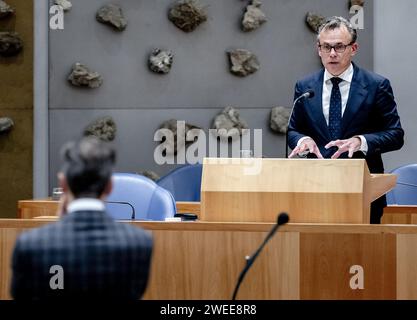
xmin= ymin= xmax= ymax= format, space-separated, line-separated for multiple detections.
xmin=375 ymin=0 xmax=416 ymax=171
xmin=34 ymin=0 xmax=49 ymax=198
xmin=47 ymin=0 xmax=374 ymax=190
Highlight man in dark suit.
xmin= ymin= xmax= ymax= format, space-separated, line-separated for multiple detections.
xmin=288 ymin=16 xmax=404 ymax=224
xmin=11 ymin=137 xmax=153 ymax=300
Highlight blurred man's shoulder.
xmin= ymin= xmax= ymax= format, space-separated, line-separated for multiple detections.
xmin=15 ymin=221 xmax=65 ymax=250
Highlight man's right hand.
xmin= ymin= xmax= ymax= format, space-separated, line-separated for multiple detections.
xmin=288 ymin=137 xmax=324 ymax=159
xmin=57 ymin=193 xmax=69 ymax=217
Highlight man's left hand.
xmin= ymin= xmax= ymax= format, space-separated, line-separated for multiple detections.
xmin=325 ymin=137 xmax=361 ymax=159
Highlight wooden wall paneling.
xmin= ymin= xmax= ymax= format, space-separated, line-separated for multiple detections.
xmin=143 ymin=230 xmax=300 ymax=300
xmin=299 ymin=233 xmax=396 ymax=299
xmin=396 ymin=234 xmax=417 ymax=299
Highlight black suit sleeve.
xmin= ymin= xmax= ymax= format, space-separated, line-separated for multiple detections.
xmin=362 ymin=79 xmax=404 ymax=155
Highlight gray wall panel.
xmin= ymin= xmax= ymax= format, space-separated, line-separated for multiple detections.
xmin=48 ymin=0 xmax=374 ymax=191
xmin=375 ymin=0 xmax=416 ymax=171
xmin=49 ymin=0 xmax=373 ymax=109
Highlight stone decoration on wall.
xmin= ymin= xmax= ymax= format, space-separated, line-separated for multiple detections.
xmin=0 ymin=0 xmax=14 ymax=19
xmin=0 ymin=117 xmax=14 ymax=134
xmin=212 ymin=106 xmax=249 ymax=139
xmin=68 ymin=63 xmax=103 ymax=88
xmin=241 ymin=0 xmax=267 ymax=32
xmin=96 ymin=4 xmax=127 ymax=31
xmin=350 ymin=0 xmax=364 ymax=7
xmin=138 ymin=170 xmax=160 ymax=181
xmin=148 ymin=49 xmax=174 ymax=74
xmin=270 ymin=106 xmax=291 ymax=134
xmin=0 ymin=32 xmax=23 ymax=57
xmin=158 ymin=119 xmax=202 ymax=155
xmin=55 ymin=0 xmax=72 ymax=12
xmin=227 ymin=49 xmax=260 ymax=77
xmin=168 ymin=0 xmax=207 ymax=33
xmin=305 ymin=12 xmax=325 ymax=33
xmin=84 ymin=116 xmax=116 ymax=142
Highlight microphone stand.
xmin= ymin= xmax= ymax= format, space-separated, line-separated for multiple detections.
xmin=285 ymin=92 xmax=312 ymax=158
xmin=105 ymin=200 xmax=136 ymax=220
xmin=231 ymin=212 xmax=289 ymax=300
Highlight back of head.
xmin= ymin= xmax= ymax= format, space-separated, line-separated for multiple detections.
xmin=60 ymin=136 xmax=116 ymax=198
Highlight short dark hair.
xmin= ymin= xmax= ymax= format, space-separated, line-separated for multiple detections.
xmin=317 ymin=16 xmax=357 ymax=44
xmin=60 ymin=136 xmax=116 ymax=198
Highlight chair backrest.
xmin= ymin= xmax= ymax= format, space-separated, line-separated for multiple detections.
xmin=106 ymin=173 xmax=176 ymax=220
xmin=156 ymin=164 xmax=203 ymax=201
xmin=386 ymin=164 xmax=417 ymax=205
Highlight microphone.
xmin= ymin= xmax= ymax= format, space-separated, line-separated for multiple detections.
xmin=285 ymin=89 xmax=315 ymax=158
xmin=105 ymin=200 xmax=136 ymax=220
xmin=231 ymin=212 xmax=289 ymax=300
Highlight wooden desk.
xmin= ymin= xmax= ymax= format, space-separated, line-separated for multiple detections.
xmin=19 ymin=200 xmax=415 ymax=225
xmin=2 ymin=219 xmax=417 ymax=300
xmin=17 ymin=200 xmax=201 ymax=219
xmin=382 ymin=205 xmax=417 ymax=224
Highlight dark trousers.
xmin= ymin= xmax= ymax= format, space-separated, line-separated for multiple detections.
xmin=370 ymin=195 xmax=386 ymax=224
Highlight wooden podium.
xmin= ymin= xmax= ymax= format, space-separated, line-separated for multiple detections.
xmin=200 ymin=158 xmax=396 ymax=224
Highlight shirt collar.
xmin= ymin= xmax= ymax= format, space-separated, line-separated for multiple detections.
xmin=67 ymin=198 xmax=105 ymax=213
xmin=324 ymin=63 xmax=354 ymax=84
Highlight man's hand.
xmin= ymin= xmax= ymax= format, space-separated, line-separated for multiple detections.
xmin=57 ymin=193 xmax=69 ymax=217
xmin=288 ymin=137 xmax=323 ymax=159
xmin=325 ymin=137 xmax=361 ymax=159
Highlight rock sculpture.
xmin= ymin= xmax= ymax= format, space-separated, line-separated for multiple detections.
xmin=212 ymin=107 xmax=248 ymax=139
xmin=0 ymin=0 xmax=14 ymax=19
xmin=55 ymin=0 xmax=72 ymax=12
xmin=227 ymin=49 xmax=260 ymax=77
xmin=138 ymin=170 xmax=160 ymax=181
xmin=305 ymin=12 xmax=325 ymax=33
xmin=242 ymin=0 xmax=267 ymax=32
xmin=350 ymin=0 xmax=364 ymax=7
xmin=270 ymin=106 xmax=291 ymax=134
xmin=0 ymin=32 xmax=23 ymax=57
xmin=168 ymin=0 xmax=207 ymax=32
xmin=0 ymin=117 xmax=14 ymax=134
xmin=84 ymin=116 xmax=116 ymax=141
xmin=148 ymin=49 xmax=174 ymax=74
xmin=96 ymin=4 xmax=127 ymax=31
xmin=68 ymin=63 xmax=103 ymax=88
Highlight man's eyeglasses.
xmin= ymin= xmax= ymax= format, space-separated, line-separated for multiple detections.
xmin=318 ymin=42 xmax=354 ymax=53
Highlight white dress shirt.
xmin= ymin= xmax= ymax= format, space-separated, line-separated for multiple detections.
xmin=67 ymin=198 xmax=105 ymax=213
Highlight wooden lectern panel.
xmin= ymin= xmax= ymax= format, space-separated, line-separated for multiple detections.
xmin=201 ymin=158 xmax=396 ymax=224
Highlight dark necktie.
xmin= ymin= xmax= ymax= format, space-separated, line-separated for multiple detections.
xmin=329 ymin=77 xmax=343 ymax=140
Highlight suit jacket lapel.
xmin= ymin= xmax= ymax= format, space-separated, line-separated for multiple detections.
xmin=341 ymin=66 xmax=369 ymax=135
xmin=308 ymin=70 xmax=331 ymax=140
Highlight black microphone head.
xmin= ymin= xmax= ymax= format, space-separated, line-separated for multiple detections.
xmin=277 ymin=212 xmax=289 ymax=225
xmin=306 ymin=89 xmax=315 ymax=98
